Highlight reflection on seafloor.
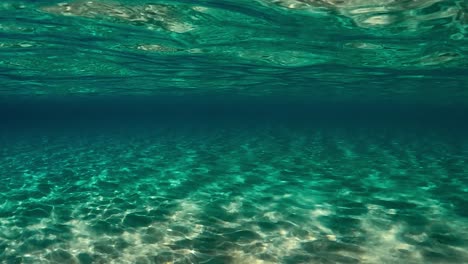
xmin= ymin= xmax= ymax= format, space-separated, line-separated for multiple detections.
xmin=0 ymin=127 xmax=467 ymax=263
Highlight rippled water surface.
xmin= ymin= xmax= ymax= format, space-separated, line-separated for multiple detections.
xmin=1 ymin=0 xmax=468 ymax=263
xmin=0 ymin=0 xmax=467 ymax=102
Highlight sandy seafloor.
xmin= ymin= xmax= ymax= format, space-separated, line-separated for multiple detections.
xmin=0 ymin=120 xmax=467 ymax=264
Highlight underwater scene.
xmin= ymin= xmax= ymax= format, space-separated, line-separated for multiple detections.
xmin=1 ymin=0 xmax=468 ymax=263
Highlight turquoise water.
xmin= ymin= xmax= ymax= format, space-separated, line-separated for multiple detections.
xmin=1 ymin=0 xmax=467 ymax=102
xmin=1 ymin=0 xmax=468 ymax=264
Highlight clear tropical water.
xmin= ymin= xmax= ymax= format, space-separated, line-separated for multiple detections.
xmin=1 ymin=0 xmax=468 ymax=264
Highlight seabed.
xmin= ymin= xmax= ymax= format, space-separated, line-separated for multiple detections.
xmin=1 ymin=126 xmax=467 ymax=263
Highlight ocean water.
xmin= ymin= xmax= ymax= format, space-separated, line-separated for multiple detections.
xmin=1 ymin=0 xmax=468 ymax=264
